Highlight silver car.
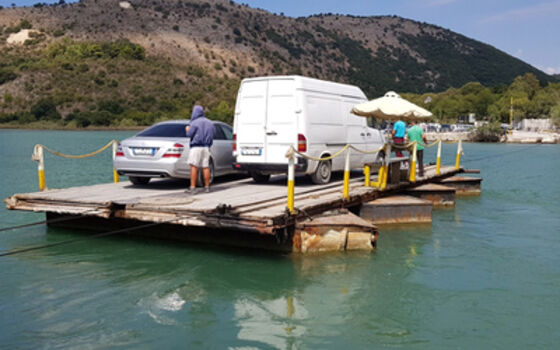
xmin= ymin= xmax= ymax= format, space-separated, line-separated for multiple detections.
xmin=114 ymin=120 xmax=237 ymax=185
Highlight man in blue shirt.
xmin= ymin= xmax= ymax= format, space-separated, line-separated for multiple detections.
xmin=392 ymin=120 xmax=406 ymax=157
xmin=185 ymin=105 xmax=214 ymax=193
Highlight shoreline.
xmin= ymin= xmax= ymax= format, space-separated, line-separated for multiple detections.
xmin=425 ymin=131 xmax=560 ymax=144
xmin=0 ymin=124 xmax=144 ymax=131
xmin=1 ymin=126 xmax=558 ymax=144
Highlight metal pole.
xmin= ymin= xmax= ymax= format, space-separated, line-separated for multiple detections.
xmin=510 ymin=96 xmax=513 ymax=130
xmin=343 ymin=148 xmax=350 ymax=200
xmin=364 ymin=165 xmax=370 ymax=187
xmin=455 ymin=139 xmax=462 ymax=170
xmin=436 ymin=139 xmax=442 ymax=175
xmin=287 ymin=155 xmax=295 ymax=214
xmin=112 ymin=141 xmax=120 ymax=183
xmin=37 ymin=145 xmax=46 ymax=191
xmin=382 ymin=144 xmax=391 ymax=189
xmin=409 ymin=142 xmax=417 ymax=183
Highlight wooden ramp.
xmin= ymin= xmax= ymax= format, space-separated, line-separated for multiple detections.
xmin=5 ymin=165 xmax=462 ymax=237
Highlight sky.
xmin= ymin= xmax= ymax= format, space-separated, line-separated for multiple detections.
xmin=2 ymin=0 xmax=559 ymax=75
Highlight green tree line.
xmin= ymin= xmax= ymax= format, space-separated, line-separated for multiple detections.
xmin=402 ymin=73 xmax=560 ymax=127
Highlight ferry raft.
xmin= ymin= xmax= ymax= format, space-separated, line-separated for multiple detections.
xmin=5 ymin=145 xmax=481 ymax=253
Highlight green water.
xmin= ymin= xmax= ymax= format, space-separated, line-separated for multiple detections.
xmin=1 ymin=129 xmax=559 ymax=349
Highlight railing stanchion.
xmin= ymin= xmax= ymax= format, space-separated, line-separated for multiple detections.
xmin=36 ymin=145 xmax=46 ymax=191
xmin=364 ymin=165 xmax=370 ymax=187
xmin=409 ymin=142 xmax=417 ymax=183
xmin=381 ymin=144 xmax=390 ymax=189
xmin=112 ymin=141 xmax=120 ymax=183
xmin=343 ymin=148 xmax=350 ymax=200
xmin=455 ymin=139 xmax=462 ymax=170
xmin=287 ymin=154 xmax=296 ymax=214
xmin=436 ymin=139 xmax=442 ymax=175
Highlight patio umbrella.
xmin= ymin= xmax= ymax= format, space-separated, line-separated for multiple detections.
xmin=351 ymin=91 xmax=432 ymax=121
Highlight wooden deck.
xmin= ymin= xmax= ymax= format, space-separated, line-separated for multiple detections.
xmin=5 ymin=165 xmax=462 ymax=236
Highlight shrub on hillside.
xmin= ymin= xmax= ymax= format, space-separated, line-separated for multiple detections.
xmin=98 ymin=100 xmax=124 ymax=115
xmin=31 ymin=98 xmax=60 ymax=121
xmin=44 ymin=39 xmax=145 ymax=61
xmin=0 ymin=68 xmax=18 ymax=85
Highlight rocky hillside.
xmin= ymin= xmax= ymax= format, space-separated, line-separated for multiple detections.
xmin=0 ymin=0 xmax=554 ymax=126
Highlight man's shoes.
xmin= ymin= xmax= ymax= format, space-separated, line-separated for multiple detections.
xmin=204 ymin=187 xmax=210 ymax=193
xmin=185 ymin=187 xmax=197 ymax=194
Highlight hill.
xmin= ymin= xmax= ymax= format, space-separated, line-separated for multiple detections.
xmin=0 ymin=0 xmax=555 ymax=127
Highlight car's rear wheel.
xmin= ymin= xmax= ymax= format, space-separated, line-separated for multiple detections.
xmin=197 ymin=160 xmax=214 ymax=187
xmin=250 ymin=171 xmax=270 ymax=183
xmin=129 ymin=176 xmax=151 ymax=185
xmin=311 ymin=160 xmax=332 ymax=184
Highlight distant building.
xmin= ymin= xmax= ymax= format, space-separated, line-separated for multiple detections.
xmin=519 ymin=119 xmax=554 ymax=131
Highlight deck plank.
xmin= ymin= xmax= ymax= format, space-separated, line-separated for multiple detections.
xmin=5 ymin=165 xmax=462 ymax=232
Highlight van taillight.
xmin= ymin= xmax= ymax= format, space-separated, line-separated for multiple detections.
xmin=297 ymin=134 xmax=307 ymax=153
xmin=232 ymin=133 xmax=237 ymax=152
xmin=163 ymin=143 xmax=184 ymax=158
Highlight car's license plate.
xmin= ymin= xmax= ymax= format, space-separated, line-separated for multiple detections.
xmin=241 ymin=147 xmax=262 ymax=156
xmin=132 ymin=147 xmax=155 ymax=156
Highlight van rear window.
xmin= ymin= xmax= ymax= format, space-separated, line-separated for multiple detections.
xmin=137 ymin=123 xmax=188 ymax=137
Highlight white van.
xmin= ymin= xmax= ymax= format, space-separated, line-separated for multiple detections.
xmin=232 ymin=75 xmax=385 ymax=184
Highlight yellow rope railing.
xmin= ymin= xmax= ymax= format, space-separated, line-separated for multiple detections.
xmin=31 ymin=140 xmax=120 ymax=191
xmin=283 ymin=137 xmax=465 ymax=214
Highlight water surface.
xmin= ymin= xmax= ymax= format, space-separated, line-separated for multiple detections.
xmin=1 ymin=129 xmax=559 ymax=349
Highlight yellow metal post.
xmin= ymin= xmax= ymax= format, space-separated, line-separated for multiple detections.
xmin=374 ymin=166 xmax=384 ymax=189
xmin=112 ymin=141 xmax=120 ymax=183
xmin=37 ymin=145 xmax=46 ymax=191
xmin=343 ymin=148 xmax=350 ymax=200
xmin=364 ymin=165 xmax=370 ymax=187
xmin=509 ymin=96 xmax=513 ymax=131
xmin=381 ymin=144 xmax=391 ymax=189
xmin=287 ymin=155 xmax=295 ymax=214
xmin=436 ymin=139 xmax=442 ymax=175
xmin=455 ymin=139 xmax=462 ymax=170
xmin=409 ymin=142 xmax=417 ymax=183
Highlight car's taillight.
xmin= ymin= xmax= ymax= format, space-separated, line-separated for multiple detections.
xmin=115 ymin=144 xmax=124 ymax=157
xmin=163 ymin=143 xmax=184 ymax=158
xmin=297 ymin=134 xmax=307 ymax=153
xmin=232 ymin=133 xmax=237 ymax=152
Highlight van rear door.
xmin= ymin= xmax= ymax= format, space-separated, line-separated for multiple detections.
xmin=235 ymin=80 xmax=267 ymax=164
xmin=236 ymin=78 xmax=297 ymax=165
xmin=264 ymin=79 xmax=297 ymax=164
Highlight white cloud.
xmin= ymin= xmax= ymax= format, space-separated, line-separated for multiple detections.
xmin=480 ymin=1 xmax=560 ymax=23
xmin=542 ymin=66 xmax=560 ymax=75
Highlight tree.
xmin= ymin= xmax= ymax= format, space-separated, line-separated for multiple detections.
xmin=550 ymin=105 xmax=560 ymax=129
xmin=31 ymin=98 xmax=60 ymax=121
xmin=509 ymin=73 xmax=540 ymax=99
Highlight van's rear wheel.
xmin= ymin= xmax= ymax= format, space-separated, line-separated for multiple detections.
xmin=311 ymin=160 xmax=332 ymax=184
xmin=129 ymin=176 xmax=150 ymax=185
xmin=250 ymin=171 xmax=270 ymax=183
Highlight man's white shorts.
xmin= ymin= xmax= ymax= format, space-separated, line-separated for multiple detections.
xmin=187 ymin=147 xmax=211 ymax=168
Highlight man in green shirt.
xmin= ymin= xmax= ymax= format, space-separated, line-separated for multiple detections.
xmin=406 ymin=120 xmax=428 ymax=177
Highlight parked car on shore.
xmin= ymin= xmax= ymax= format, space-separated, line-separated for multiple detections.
xmin=440 ymin=124 xmax=452 ymax=132
xmin=453 ymin=124 xmax=473 ymax=132
xmin=114 ymin=120 xmax=237 ymax=185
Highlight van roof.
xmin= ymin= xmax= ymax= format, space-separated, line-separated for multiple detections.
xmin=240 ymin=75 xmax=367 ymax=99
